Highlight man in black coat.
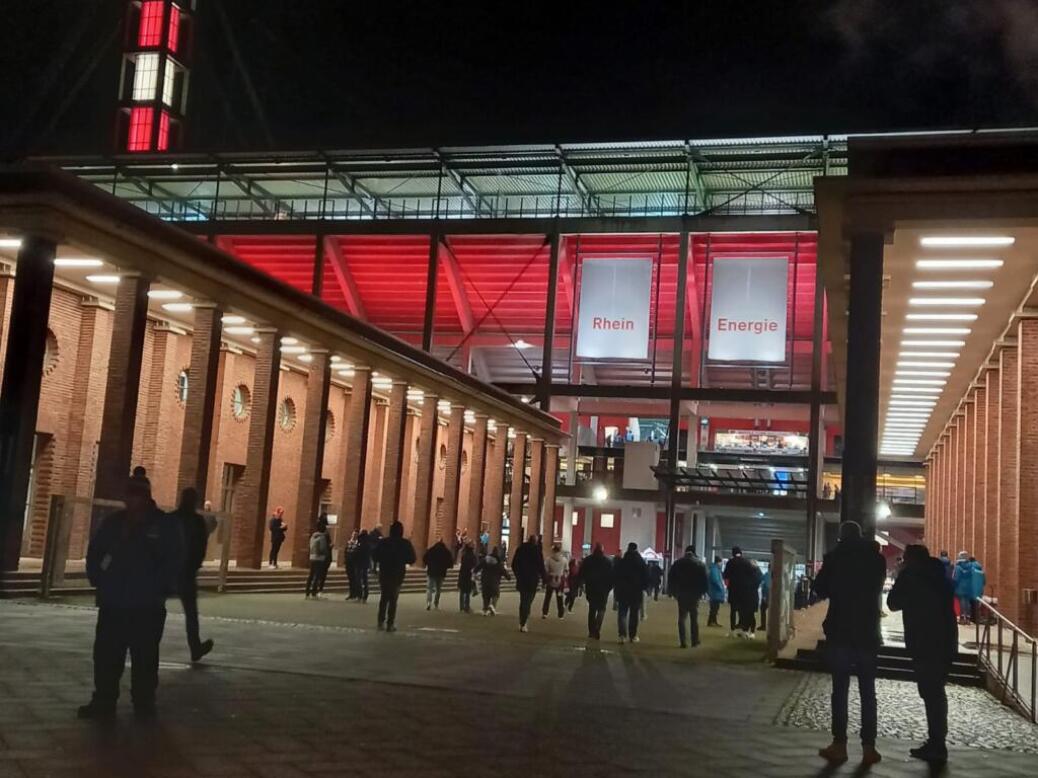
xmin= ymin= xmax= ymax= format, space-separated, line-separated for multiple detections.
xmin=267 ymin=507 xmax=287 ymax=568
xmin=169 ymin=488 xmax=214 ymax=662
xmin=579 ymin=544 xmax=614 ymax=640
xmin=351 ymin=529 xmax=372 ymax=602
xmin=511 ymin=536 xmax=544 ymax=632
xmin=723 ymin=546 xmax=761 ymax=636
xmin=613 ymin=542 xmax=647 ymax=643
xmin=812 ymin=521 xmax=886 ymax=767
xmin=887 ymin=544 xmax=957 ymax=764
xmin=668 ymin=545 xmax=709 ymax=648
xmin=422 ymin=539 xmax=454 ymax=610
xmin=373 ymin=521 xmax=416 ymax=632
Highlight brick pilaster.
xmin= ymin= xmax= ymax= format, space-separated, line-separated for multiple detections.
xmin=984 ymin=367 xmax=1000 ymax=583
xmin=362 ymin=398 xmax=387 ymax=529
xmin=465 ymin=414 xmax=488 ymax=540
xmin=1016 ymin=319 xmax=1038 ymax=634
xmin=928 ymin=445 xmax=939 ymax=548
xmin=541 ymin=443 xmax=559 ymax=555
xmin=410 ymin=395 xmax=438 ymax=552
xmin=962 ymin=400 xmax=975 ymax=556
xmin=338 ymin=366 xmax=371 ymax=559
xmin=508 ymin=432 xmax=528 ymax=560
xmin=233 ymin=329 xmax=281 ymax=569
xmin=379 ymin=381 xmax=409 ymax=530
xmin=952 ymin=418 xmax=963 ymax=555
xmin=484 ymin=424 xmax=509 ymax=550
xmin=177 ymin=304 xmax=223 ymax=498
xmin=997 ymin=347 xmax=1019 ymax=620
xmin=94 ymin=273 xmax=150 ymax=504
xmin=527 ymin=438 xmax=545 ymax=545
xmin=398 ymin=408 xmax=418 ymax=535
xmin=440 ymin=404 xmax=465 ymax=542
xmin=290 ymin=350 xmax=330 ymax=568
xmin=972 ymin=386 xmax=987 ymax=563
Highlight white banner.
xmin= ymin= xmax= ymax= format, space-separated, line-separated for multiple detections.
xmin=708 ymin=257 xmax=789 ymax=362
xmin=575 ymin=258 xmax=653 ymax=360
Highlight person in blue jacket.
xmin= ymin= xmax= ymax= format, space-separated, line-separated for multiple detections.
xmin=760 ymin=567 xmax=772 ymax=631
xmin=952 ymin=552 xmax=977 ymax=624
xmin=707 ymin=555 xmax=726 ymax=626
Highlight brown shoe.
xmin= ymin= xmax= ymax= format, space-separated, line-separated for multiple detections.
xmin=861 ymin=746 xmax=882 ymax=766
xmin=818 ymin=742 xmax=848 ymax=764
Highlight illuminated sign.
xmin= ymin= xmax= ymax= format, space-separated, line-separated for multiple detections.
xmin=575 ymin=258 xmax=653 ymax=360
xmin=708 ymin=257 xmax=789 ymax=362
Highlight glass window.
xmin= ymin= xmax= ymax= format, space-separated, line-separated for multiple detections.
xmin=162 ymin=64 xmax=176 ymax=106
xmin=600 ymin=513 xmax=614 ymax=528
xmin=132 ymin=53 xmax=160 ymax=100
xmin=127 ymin=107 xmax=154 ymax=152
xmin=278 ymin=398 xmax=297 ymax=432
xmin=231 ymin=385 xmax=251 ymax=421
xmin=176 ymin=369 xmax=189 ymax=404
xmin=137 ymin=1 xmax=164 ymax=46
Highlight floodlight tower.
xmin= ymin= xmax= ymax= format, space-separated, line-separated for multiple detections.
xmin=115 ymin=1 xmax=195 ymax=152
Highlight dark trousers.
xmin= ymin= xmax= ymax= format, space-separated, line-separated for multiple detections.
xmin=481 ymin=586 xmax=499 ymax=612
xmin=352 ymin=564 xmax=369 ymax=601
xmin=178 ymin=573 xmax=202 ymax=655
xmin=759 ymin=601 xmax=769 ymax=631
xmin=460 ymin=589 xmax=471 ymax=612
xmin=587 ymin=595 xmax=608 ymax=638
xmin=305 ymin=560 xmax=324 ymax=596
xmin=542 ymin=585 xmax=564 ymax=617
xmin=318 ymin=559 xmax=331 ymax=592
xmin=564 ymin=587 xmax=580 ymax=611
xmin=914 ymin=659 xmax=949 ymax=746
xmin=269 ymin=537 xmax=284 ymax=566
xmin=677 ymin=596 xmax=700 ymax=646
xmin=652 ymin=583 xmax=661 ymax=601
xmin=518 ymin=588 xmax=537 ymax=626
xmin=738 ymin=601 xmax=757 ymax=632
xmin=617 ymin=597 xmax=641 ymax=639
xmin=708 ymin=599 xmax=722 ymax=625
xmin=378 ymin=582 xmax=401 ymax=627
xmin=729 ymin=598 xmax=739 ymax=630
xmin=827 ymin=644 xmax=878 ymax=746
xmin=92 ymin=607 xmax=167 ymax=710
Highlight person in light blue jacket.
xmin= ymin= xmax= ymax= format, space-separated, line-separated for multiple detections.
xmin=707 ymin=555 xmax=726 ymax=627
xmin=952 ymin=552 xmax=979 ymax=624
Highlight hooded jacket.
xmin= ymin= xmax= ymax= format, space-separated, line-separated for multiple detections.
xmin=511 ymin=541 xmax=545 ymax=592
xmin=458 ymin=547 xmax=478 ymax=592
xmin=373 ymin=523 xmax=416 ymax=587
xmin=812 ymin=537 xmax=887 ymax=650
xmin=544 ymin=550 xmax=567 ymax=588
xmin=476 ymin=554 xmax=510 ymax=592
xmin=613 ymin=549 xmax=648 ymax=604
xmin=723 ymin=555 xmax=760 ymax=604
xmin=887 ymin=556 xmax=957 ymax=664
xmin=423 ymin=541 xmax=454 ymax=578
xmin=707 ymin=562 xmax=726 ymax=602
xmin=952 ymin=558 xmax=978 ymax=598
xmin=668 ymin=553 xmax=708 ymax=601
xmin=579 ymin=550 xmax=614 ymax=601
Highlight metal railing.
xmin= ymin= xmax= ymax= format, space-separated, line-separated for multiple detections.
xmin=975 ymin=599 xmax=1037 ymax=723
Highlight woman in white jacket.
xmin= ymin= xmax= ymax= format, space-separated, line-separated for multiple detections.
xmin=542 ymin=545 xmax=568 ymax=619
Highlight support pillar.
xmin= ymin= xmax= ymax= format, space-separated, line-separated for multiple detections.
xmin=95 ymin=273 xmax=151 ymax=504
xmin=1016 ymin=319 xmax=1038 ymax=633
xmin=465 ymin=414 xmax=488 ymax=540
xmin=972 ymin=385 xmax=987 ymax=562
xmin=411 ymin=394 xmax=439 ymax=551
xmin=537 ymin=232 xmax=560 ymax=408
xmin=338 ymin=366 xmax=371 ymax=562
xmin=177 ymin=304 xmax=223 ymax=498
xmin=840 ymin=232 xmax=883 ymax=534
xmin=541 ymin=443 xmax=559 ymax=555
xmin=484 ymin=422 xmax=509 ymax=550
xmin=527 ymin=437 xmax=545 ymax=545
xmin=963 ymin=398 xmax=976 ymax=557
xmin=440 ymin=404 xmax=465 ymax=542
xmin=233 ymin=329 xmax=281 ymax=569
xmin=508 ymin=432 xmax=528 ymax=558
xmin=984 ymin=367 xmax=999 ymax=582
xmin=290 ymin=350 xmax=331 ymax=568
xmin=0 ymin=236 xmax=55 ymax=571
xmin=379 ymin=381 xmax=409 ymax=529
xmin=666 ymin=231 xmax=690 ymax=563
xmin=997 ymin=347 xmax=1019 ymax=620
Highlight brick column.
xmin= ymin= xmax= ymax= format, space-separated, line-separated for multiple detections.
xmin=1016 ymin=319 xmax=1038 ymax=633
xmin=0 ymin=236 xmax=55 ymax=571
xmin=997 ymin=347 xmax=1019 ymax=620
xmin=398 ymin=409 xmax=418 ymax=532
xmin=362 ymin=399 xmax=387 ymax=529
xmin=962 ymin=399 xmax=975 ymax=557
xmin=379 ymin=381 xmax=409 ymax=530
xmin=984 ymin=367 xmax=1000 ymax=583
xmin=410 ymin=395 xmax=438 ymax=551
xmin=440 ymin=404 xmax=465 ymax=542
xmin=972 ymin=386 xmax=987 ymax=562
xmin=484 ymin=423 xmax=509 ymax=550
xmin=290 ymin=350 xmax=331 ymax=568
xmin=527 ymin=438 xmax=545 ymax=545
xmin=176 ymin=304 xmax=223 ymax=498
xmin=927 ymin=446 xmax=938 ymax=547
xmin=923 ymin=459 xmax=932 ymax=542
xmin=94 ymin=273 xmax=151 ymax=505
xmin=338 ymin=367 xmax=372 ymax=561
xmin=508 ymin=432 xmax=528 ymax=559
xmin=233 ymin=329 xmax=281 ymax=569
xmin=950 ymin=419 xmax=961 ymax=555
xmin=541 ymin=443 xmax=559 ymax=554
xmin=465 ymin=414 xmax=488 ymax=540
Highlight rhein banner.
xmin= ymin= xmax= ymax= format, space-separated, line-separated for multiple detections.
xmin=575 ymin=257 xmax=653 ymax=360
xmin=707 ymin=257 xmax=789 ymax=362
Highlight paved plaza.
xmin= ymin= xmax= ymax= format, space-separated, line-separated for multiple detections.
xmin=1 ymin=593 xmax=1036 ymax=777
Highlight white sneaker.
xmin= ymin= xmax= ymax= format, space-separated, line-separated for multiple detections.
xmin=482 ymin=610 xmax=489 ymax=616
xmin=631 ymin=636 xmax=640 ymax=643
xmin=520 ymin=625 xmax=529 ymax=633
xmin=489 ymin=605 xmax=497 ymax=615
xmin=541 ymin=614 xmax=547 ymax=619
xmin=747 ymin=631 xmax=756 ymax=640
xmin=618 ymin=637 xmax=626 ymax=644
xmin=558 ymin=613 xmax=565 ymax=620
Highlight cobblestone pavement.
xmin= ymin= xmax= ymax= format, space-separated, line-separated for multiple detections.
xmin=1 ymin=596 xmax=1037 ymax=777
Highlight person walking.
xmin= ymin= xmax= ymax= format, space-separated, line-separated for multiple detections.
xmin=968 ymin=556 xmax=986 ymax=624
xmin=887 ymin=544 xmax=957 ymax=764
xmin=305 ymin=516 xmax=332 ymax=600
xmin=476 ymin=547 xmax=510 ymax=615
xmin=614 ymin=542 xmax=647 ymax=644
xmin=344 ymin=530 xmax=359 ymax=600
xmin=668 ymin=545 xmax=708 ymax=648
xmin=579 ymin=544 xmax=614 ymax=640
xmin=351 ymin=529 xmax=372 ymax=603
xmin=268 ymin=507 xmax=287 ymax=568
xmin=78 ymin=475 xmax=182 ymax=720
xmin=542 ymin=544 xmax=567 ymax=619
xmin=458 ymin=543 xmax=477 ymax=613
xmin=812 ymin=521 xmax=887 ymax=767
xmin=952 ymin=551 xmax=977 ymax=624
xmin=564 ymin=557 xmax=582 ymax=612
xmin=759 ymin=565 xmax=771 ymax=632
xmin=422 ymin=539 xmax=453 ymax=610
xmin=723 ymin=547 xmax=760 ymax=637
xmin=373 ymin=521 xmax=416 ymax=632
xmin=707 ymin=555 xmax=726 ymax=627
xmin=169 ymin=487 xmax=214 ymax=663
xmin=511 ymin=536 xmax=544 ymax=633
xmin=647 ymin=562 xmax=663 ymax=601
xmin=315 ymin=515 xmax=333 ymax=595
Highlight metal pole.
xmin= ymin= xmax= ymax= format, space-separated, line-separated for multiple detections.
xmin=665 ymin=231 xmax=690 ymax=565
xmin=422 ymin=234 xmax=440 ymax=352
xmin=539 ymin=232 xmax=561 ymax=409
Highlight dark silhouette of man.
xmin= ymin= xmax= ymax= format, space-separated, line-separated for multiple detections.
xmin=511 ymin=536 xmax=545 ymax=632
xmin=373 ymin=521 xmax=416 ymax=632
xmin=268 ymin=507 xmax=287 ymax=568
xmin=579 ymin=543 xmax=614 ymax=639
xmin=170 ymin=487 xmax=214 ymax=662
xmin=668 ymin=545 xmax=709 ymax=648
xmin=614 ymin=542 xmax=647 ymax=644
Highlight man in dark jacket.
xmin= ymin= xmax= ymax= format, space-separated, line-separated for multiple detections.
xmin=812 ymin=521 xmax=886 ymax=767
xmin=422 ymin=539 xmax=453 ymax=610
xmin=511 ymin=536 xmax=544 ymax=632
xmin=614 ymin=542 xmax=647 ymax=643
xmin=351 ymin=529 xmax=372 ymax=602
xmin=373 ymin=521 xmax=416 ymax=632
xmin=579 ymin=544 xmax=614 ymax=639
xmin=79 ymin=475 xmax=182 ymax=720
xmin=668 ymin=545 xmax=709 ymax=648
xmin=723 ymin=546 xmax=761 ymax=636
xmin=887 ymin=544 xmax=957 ymax=764
xmin=169 ymin=487 xmax=214 ymax=662
xmin=268 ymin=507 xmax=287 ymax=568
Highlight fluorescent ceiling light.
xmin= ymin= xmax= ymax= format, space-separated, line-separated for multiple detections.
xmin=899 ymin=352 xmax=958 ymax=359
xmin=903 ymin=327 xmax=971 ymax=335
xmin=513 ymin=339 xmax=533 ymax=350
xmin=281 ymin=345 xmax=307 ymax=354
xmin=54 ymin=257 xmax=103 ymax=268
xmin=0 ymin=238 xmax=22 ymax=248
xmin=912 ymin=280 xmax=992 ymax=289
xmin=148 ymin=289 xmax=183 ymax=300
xmin=905 ymin=313 xmax=977 ymax=321
xmin=330 ymin=355 xmax=342 ymax=363
xmin=916 ymin=259 xmax=1004 ymax=270
xmin=337 ymin=368 xmax=355 ymax=377
xmin=902 ymin=340 xmax=966 ymax=347
xmin=298 ymin=354 xmax=313 ymax=363
xmin=908 ymin=298 xmax=984 ymax=307
xmin=891 ymin=386 xmax=942 ymax=394
xmin=225 ymin=326 xmax=255 ymax=335
xmin=896 ymin=370 xmax=951 ymax=377
xmin=86 ymin=274 xmax=120 ymax=284
xmin=886 ymin=411 xmax=932 ymax=417
xmin=162 ymin=303 xmax=193 ymax=313
xmin=889 ymin=399 xmax=937 ymax=407
xmin=919 ymin=236 xmax=1014 ymax=247
xmin=893 ymin=378 xmax=946 ymax=386
xmin=222 ymin=315 xmax=246 ymax=325
xmin=898 ymin=360 xmax=956 ymax=368
xmin=281 ymin=337 xmax=298 ymax=345
xmin=250 ymin=337 xmax=261 ymax=343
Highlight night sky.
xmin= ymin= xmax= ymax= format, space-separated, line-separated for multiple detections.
xmin=4 ymin=0 xmax=1038 ymax=157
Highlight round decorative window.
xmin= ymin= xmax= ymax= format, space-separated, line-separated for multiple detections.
xmin=324 ymin=409 xmax=335 ymax=441
xmin=42 ymin=329 xmax=59 ymax=375
xmin=231 ymin=384 xmax=251 ymax=421
xmin=278 ymin=397 xmax=297 ymax=432
xmin=438 ymin=443 xmax=447 ymax=470
xmin=176 ymin=369 xmax=189 ymax=405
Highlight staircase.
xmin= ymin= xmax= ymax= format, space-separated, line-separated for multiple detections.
xmin=775 ymin=639 xmax=985 ymax=687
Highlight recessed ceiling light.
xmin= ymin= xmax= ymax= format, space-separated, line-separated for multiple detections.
xmin=902 ymin=340 xmax=966 ymax=347
xmin=330 ymin=355 xmax=342 ymax=363
xmin=225 ymin=325 xmax=255 ymax=335
xmin=54 ymin=257 xmax=103 ymax=268
xmin=899 ymin=351 xmax=959 ymax=359
xmin=86 ymin=274 xmax=120 ymax=285
xmin=337 ymin=368 xmax=355 ymax=376
xmin=916 ymin=259 xmax=1004 ymax=270
xmin=161 ymin=302 xmax=193 ymax=312
xmin=893 ymin=378 xmax=946 ymax=386
xmin=250 ymin=336 xmax=261 ymax=343
xmin=908 ymin=298 xmax=984 ymax=307
xmin=281 ymin=345 xmax=307 ymax=354
xmin=222 ymin=315 xmax=247 ymax=325
xmin=903 ymin=327 xmax=971 ymax=335
xmin=148 ymin=289 xmax=183 ymax=300
xmin=898 ymin=361 xmax=955 ymax=369
xmin=911 ymin=280 xmax=993 ymax=290
xmin=281 ymin=337 xmax=298 ymax=345
xmin=919 ymin=236 xmax=1014 ymax=247
xmin=905 ymin=313 xmax=977 ymax=322
xmin=298 ymin=354 xmax=313 ymax=363
xmin=889 ymin=399 xmax=937 ymax=407
xmin=896 ymin=370 xmax=951 ymax=377
xmin=891 ymin=386 xmax=942 ymax=394
xmin=0 ymin=238 xmax=22 ymax=248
